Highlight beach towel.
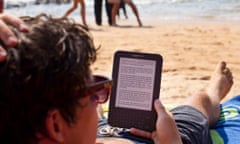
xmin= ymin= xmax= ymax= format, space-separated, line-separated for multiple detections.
xmin=98 ymin=95 xmax=240 ymax=144
xmin=211 ymin=95 xmax=240 ymax=144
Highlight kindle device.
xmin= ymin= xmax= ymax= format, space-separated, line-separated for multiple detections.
xmin=108 ymin=51 xmax=163 ymax=131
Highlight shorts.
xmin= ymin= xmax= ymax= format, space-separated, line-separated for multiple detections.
xmin=171 ymin=105 xmax=213 ymax=144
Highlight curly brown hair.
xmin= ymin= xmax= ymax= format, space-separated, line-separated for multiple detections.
xmin=0 ymin=14 xmax=97 ymax=143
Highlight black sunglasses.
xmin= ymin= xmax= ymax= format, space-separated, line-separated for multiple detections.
xmin=86 ymin=75 xmax=112 ymax=104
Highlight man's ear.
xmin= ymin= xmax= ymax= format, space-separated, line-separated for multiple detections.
xmin=44 ymin=109 xmax=65 ymax=143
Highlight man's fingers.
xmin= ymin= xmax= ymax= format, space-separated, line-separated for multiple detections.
xmin=0 ymin=20 xmax=18 ymax=47
xmin=0 ymin=13 xmax=28 ymax=32
xmin=0 ymin=13 xmax=29 ymax=47
xmin=0 ymin=46 xmax=7 ymax=62
xmin=129 ymin=128 xmax=152 ymax=139
xmin=0 ymin=13 xmax=28 ymax=62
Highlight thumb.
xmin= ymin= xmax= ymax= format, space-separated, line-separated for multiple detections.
xmin=153 ymin=99 xmax=182 ymax=144
xmin=154 ymin=99 xmax=167 ymax=115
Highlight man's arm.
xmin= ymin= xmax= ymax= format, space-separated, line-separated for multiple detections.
xmin=0 ymin=13 xmax=28 ymax=62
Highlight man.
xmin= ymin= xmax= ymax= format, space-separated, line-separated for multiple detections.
xmin=0 ymin=13 xmax=99 ymax=143
xmin=0 ymin=13 xmax=236 ymax=144
xmin=94 ymin=0 xmax=112 ymax=26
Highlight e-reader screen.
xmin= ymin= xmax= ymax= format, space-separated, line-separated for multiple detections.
xmin=108 ymin=51 xmax=163 ymax=132
xmin=115 ymin=57 xmax=156 ymax=111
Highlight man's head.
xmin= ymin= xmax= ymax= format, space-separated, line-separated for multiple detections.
xmin=0 ymin=14 xmax=98 ymax=144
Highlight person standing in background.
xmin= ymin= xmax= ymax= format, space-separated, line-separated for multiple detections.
xmin=94 ymin=0 xmax=113 ymax=26
xmin=62 ymin=0 xmax=87 ymax=26
xmin=117 ymin=0 xmax=128 ymax=19
xmin=0 ymin=0 xmax=4 ymax=13
xmin=109 ymin=0 xmax=142 ymax=27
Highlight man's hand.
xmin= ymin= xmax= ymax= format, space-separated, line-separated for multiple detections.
xmin=0 ymin=13 xmax=28 ymax=62
xmin=130 ymin=99 xmax=182 ymax=144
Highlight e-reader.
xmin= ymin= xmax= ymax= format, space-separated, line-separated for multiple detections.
xmin=108 ymin=51 xmax=163 ymax=132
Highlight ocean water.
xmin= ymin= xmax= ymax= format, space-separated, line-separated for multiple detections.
xmin=4 ymin=0 xmax=240 ymax=23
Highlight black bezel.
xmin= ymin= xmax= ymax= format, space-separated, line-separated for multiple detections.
xmin=108 ymin=50 xmax=163 ymax=132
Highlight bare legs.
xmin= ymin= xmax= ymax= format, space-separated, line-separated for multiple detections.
xmin=184 ymin=61 xmax=233 ymax=126
xmin=0 ymin=0 xmax=3 ymax=13
xmin=111 ymin=1 xmax=142 ymax=27
xmin=126 ymin=1 xmax=142 ymax=26
xmin=111 ymin=3 xmax=120 ymax=26
xmin=63 ymin=0 xmax=87 ymax=26
xmin=79 ymin=0 xmax=87 ymax=26
xmin=130 ymin=61 xmax=233 ymax=143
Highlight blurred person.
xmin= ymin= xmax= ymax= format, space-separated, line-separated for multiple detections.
xmin=117 ymin=0 xmax=128 ymax=19
xmin=94 ymin=0 xmax=113 ymax=26
xmin=108 ymin=0 xmax=142 ymax=26
xmin=62 ymin=0 xmax=87 ymax=26
xmin=0 ymin=0 xmax=3 ymax=13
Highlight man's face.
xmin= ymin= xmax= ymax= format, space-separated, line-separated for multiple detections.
xmin=63 ymin=95 xmax=99 ymax=144
xmin=56 ymin=75 xmax=111 ymax=144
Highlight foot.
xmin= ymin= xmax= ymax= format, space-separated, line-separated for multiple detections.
xmin=207 ymin=61 xmax=233 ymax=100
xmin=96 ymin=22 xmax=102 ymax=26
xmin=82 ymin=19 xmax=87 ymax=27
xmin=137 ymin=19 xmax=142 ymax=27
xmin=96 ymin=20 xmax=102 ymax=26
xmin=108 ymin=20 xmax=112 ymax=26
xmin=61 ymin=15 xmax=67 ymax=19
xmin=111 ymin=23 xmax=119 ymax=27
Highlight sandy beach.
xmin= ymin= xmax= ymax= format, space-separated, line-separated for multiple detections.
xmin=87 ymin=19 xmax=240 ymax=105
xmin=5 ymin=0 xmax=240 ymax=105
